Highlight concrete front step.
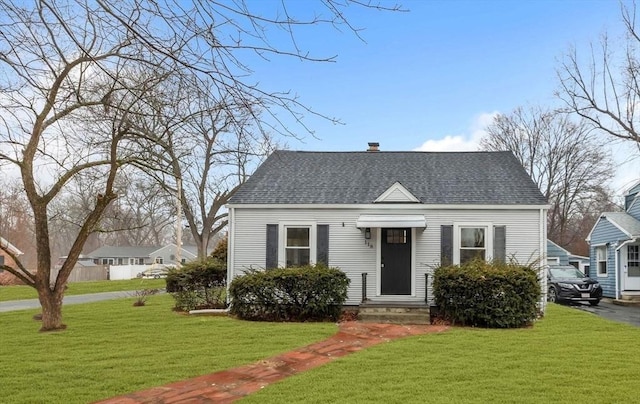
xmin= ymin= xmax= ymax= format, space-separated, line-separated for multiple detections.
xmin=359 ymin=306 xmax=430 ymax=314
xmin=620 ymin=293 xmax=640 ymax=302
xmin=358 ymin=311 xmax=430 ymax=325
xmin=612 ymin=299 xmax=640 ymax=307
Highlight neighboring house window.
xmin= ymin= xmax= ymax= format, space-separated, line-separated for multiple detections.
xmin=547 ymin=257 xmax=560 ymax=266
xmin=102 ymin=258 xmax=114 ymax=265
xmin=155 ymin=257 xmax=164 ymax=264
xmin=629 ymin=245 xmax=640 ymax=277
xmin=117 ymin=258 xmax=123 ymax=265
xmin=459 ymin=226 xmax=486 ymax=264
xmin=596 ymin=245 xmax=607 ymax=276
xmin=285 ymin=227 xmax=310 ymax=267
xmin=181 ymin=258 xmax=186 ymax=263
xmin=129 ymin=258 xmax=135 ymax=265
xmin=137 ymin=258 xmax=144 ymax=265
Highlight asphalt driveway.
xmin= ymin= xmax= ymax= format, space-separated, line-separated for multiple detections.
xmin=566 ymin=300 xmax=640 ymax=327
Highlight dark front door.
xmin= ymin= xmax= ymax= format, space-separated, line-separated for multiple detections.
xmin=381 ymin=228 xmax=411 ymax=295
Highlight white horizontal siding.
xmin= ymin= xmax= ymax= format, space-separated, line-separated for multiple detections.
xmin=231 ymin=207 xmax=543 ymax=305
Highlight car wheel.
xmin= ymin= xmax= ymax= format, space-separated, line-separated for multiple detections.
xmin=154 ymin=274 xmax=160 ymax=279
xmin=589 ymin=300 xmax=600 ymax=306
xmin=548 ymin=286 xmax=558 ymax=303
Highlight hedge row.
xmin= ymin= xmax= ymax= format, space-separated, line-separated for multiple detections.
xmin=433 ymin=259 xmax=540 ymax=328
xmin=166 ymin=259 xmax=227 ymax=311
xmin=229 ymin=264 xmax=349 ymax=322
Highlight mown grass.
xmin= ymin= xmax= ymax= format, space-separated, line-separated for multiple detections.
xmin=244 ymin=304 xmax=640 ymax=403
xmin=0 ymin=278 xmax=165 ymax=302
xmin=0 ymin=294 xmax=336 ymax=403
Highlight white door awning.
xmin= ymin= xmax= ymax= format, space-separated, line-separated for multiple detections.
xmin=356 ymin=214 xmax=427 ymax=229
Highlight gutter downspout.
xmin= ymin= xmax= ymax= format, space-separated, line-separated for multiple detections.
xmin=616 ymin=238 xmax=638 ymax=299
xmin=540 ymin=207 xmax=547 ymax=311
xmin=227 ymin=207 xmax=235 ymax=306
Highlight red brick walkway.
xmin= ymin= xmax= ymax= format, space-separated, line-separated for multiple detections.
xmin=96 ymin=322 xmax=448 ymax=404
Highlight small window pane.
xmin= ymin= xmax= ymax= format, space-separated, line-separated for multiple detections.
xmin=386 ymin=229 xmax=407 ymax=244
xmin=286 ymin=248 xmax=310 ymax=267
xmin=460 ymin=249 xmax=485 ymax=264
xmin=461 ymin=228 xmax=485 ymax=248
xmin=286 ymin=228 xmax=310 ymax=247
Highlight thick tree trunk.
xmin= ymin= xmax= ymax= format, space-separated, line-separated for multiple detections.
xmin=38 ymin=287 xmax=66 ymax=332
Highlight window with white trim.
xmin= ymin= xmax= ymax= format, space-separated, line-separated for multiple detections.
xmin=459 ymin=227 xmax=486 ymax=264
xmin=155 ymin=257 xmax=164 ymax=264
xmin=285 ymin=227 xmax=310 ymax=267
xmin=596 ymin=245 xmax=607 ymax=276
xmin=628 ymin=245 xmax=640 ymax=277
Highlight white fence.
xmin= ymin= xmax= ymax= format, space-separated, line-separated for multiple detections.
xmin=109 ymin=265 xmax=150 ymax=280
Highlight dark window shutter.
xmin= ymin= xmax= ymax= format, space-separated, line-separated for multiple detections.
xmin=266 ymin=224 xmax=278 ymax=269
xmin=441 ymin=225 xmax=453 ymax=266
xmin=0 ymin=255 xmax=4 ymax=266
xmin=317 ymin=225 xmax=329 ymax=266
xmin=493 ymin=226 xmax=506 ymax=263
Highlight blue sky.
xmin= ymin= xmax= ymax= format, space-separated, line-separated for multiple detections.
xmin=245 ymin=0 xmax=637 ymax=196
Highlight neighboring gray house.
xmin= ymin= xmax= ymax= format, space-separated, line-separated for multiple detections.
xmin=89 ymin=246 xmax=158 ymax=266
xmin=88 ymin=244 xmax=199 ymax=267
xmin=546 ymin=240 xmax=590 ymax=275
xmin=586 ymin=181 xmax=640 ymax=299
xmin=226 ymin=147 xmax=549 ymax=308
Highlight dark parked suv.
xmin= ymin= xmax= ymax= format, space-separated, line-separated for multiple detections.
xmin=548 ymin=266 xmax=603 ymax=306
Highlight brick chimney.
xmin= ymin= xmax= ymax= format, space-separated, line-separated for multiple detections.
xmin=367 ymin=142 xmax=380 ymax=152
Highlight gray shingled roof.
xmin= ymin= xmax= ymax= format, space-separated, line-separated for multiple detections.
xmin=229 ymin=150 xmax=547 ymax=205
xmin=603 ymin=212 xmax=640 ymax=237
xmin=88 ymin=246 xmax=160 ymax=258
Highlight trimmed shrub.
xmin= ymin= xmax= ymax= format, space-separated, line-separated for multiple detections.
xmin=229 ymin=264 xmax=350 ymax=322
xmin=166 ymin=259 xmax=227 ymax=311
xmin=210 ymin=237 xmax=227 ymax=263
xmin=432 ymin=259 xmax=540 ymax=328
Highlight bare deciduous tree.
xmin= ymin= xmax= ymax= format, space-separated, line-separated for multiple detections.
xmin=0 ymin=0 xmax=401 ymax=331
xmin=480 ymin=106 xmax=614 ymax=251
xmin=0 ymin=1 xmax=167 ymax=330
xmin=557 ymin=2 xmax=640 ymax=149
xmin=134 ymin=77 xmax=275 ymax=260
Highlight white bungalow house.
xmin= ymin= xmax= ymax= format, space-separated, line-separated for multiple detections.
xmin=226 ymin=145 xmax=549 ymax=309
xmin=586 ymin=181 xmax=640 ymax=299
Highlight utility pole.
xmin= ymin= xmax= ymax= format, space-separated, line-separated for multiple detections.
xmin=175 ymin=177 xmax=182 ymax=267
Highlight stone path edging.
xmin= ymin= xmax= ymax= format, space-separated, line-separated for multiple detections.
xmin=96 ymin=322 xmax=449 ymax=403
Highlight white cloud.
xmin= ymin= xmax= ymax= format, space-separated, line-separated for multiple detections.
xmin=413 ymin=111 xmax=499 ymax=152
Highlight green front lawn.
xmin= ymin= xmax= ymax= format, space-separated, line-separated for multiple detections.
xmin=245 ymin=304 xmax=640 ymax=403
xmin=0 ymin=278 xmax=165 ymax=302
xmin=0 ymin=294 xmax=337 ymax=403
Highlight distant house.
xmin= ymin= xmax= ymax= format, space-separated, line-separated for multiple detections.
xmin=586 ymin=181 xmax=640 ymax=299
xmin=0 ymin=237 xmax=23 ymax=269
xmin=226 ymin=147 xmax=549 ymax=308
xmin=546 ymin=240 xmax=590 ymax=275
xmin=88 ymin=244 xmax=199 ymax=267
xmin=0 ymin=237 xmax=25 ymax=285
